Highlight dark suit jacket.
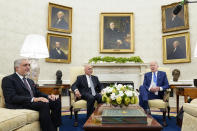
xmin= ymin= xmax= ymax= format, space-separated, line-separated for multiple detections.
xmin=50 ymin=48 xmax=68 ymax=60
xmin=167 ymin=46 xmax=186 ymax=60
xmin=143 ymin=71 xmax=169 ymax=98
xmin=2 ymin=73 xmax=48 ymax=109
xmin=71 ymin=75 xmax=104 ymax=96
xmin=53 ymin=19 xmax=68 ymax=30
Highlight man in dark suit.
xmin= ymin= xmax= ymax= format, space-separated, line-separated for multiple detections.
xmin=2 ymin=58 xmax=61 ymax=131
xmin=104 ymin=21 xmax=123 ymax=49
xmin=53 ymin=11 xmax=68 ymax=30
xmin=50 ymin=41 xmax=68 ymax=59
xmin=167 ymin=40 xmax=186 ymax=60
xmin=71 ymin=65 xmax=104 ymax=118
xmin=139 ymin=61 xmax=169 ymax=113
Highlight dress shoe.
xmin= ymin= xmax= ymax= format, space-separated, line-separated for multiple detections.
xmin=145 ymin=109 xmax=151 ymax=115
xmin=163 ymin=121 xmax=167 ymax=127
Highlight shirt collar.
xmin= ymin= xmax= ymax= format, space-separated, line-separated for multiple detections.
xmin=16 ymin=72 xmax=25 ymax=80
xmin=152 ymin=71 xmax=158 ymax=75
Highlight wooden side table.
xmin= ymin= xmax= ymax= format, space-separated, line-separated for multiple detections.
xmin=170 ymin=84 xmax=192 ymax=97
xmin=41 ymin=84 xmax=70 ymax=96
xmin=37 ymin=85 xmax=62 ymax=99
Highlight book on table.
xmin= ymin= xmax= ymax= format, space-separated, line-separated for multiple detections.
xmin=102 ymin=108 xmax=147 ymax=124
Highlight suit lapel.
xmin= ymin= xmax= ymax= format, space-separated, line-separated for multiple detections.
xmin=13 ymin=73 xmax=31 ymax=92
xmin=91 ymin=76 xmax=96 ymax=87
xmin=82 ymin=75 xmax=89 ymax=88
xmin=157 ymin=71 xmax=161 ymax=85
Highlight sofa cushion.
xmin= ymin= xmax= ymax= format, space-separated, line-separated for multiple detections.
xmin=182 ymin=112 xmax=197 ymax=131
xmin=15 ymin=121 xmax=41 ymax=131
xmin=183 ymin=103 xmax=197 ymax=117
xmin=0 ymin=108 xmax=39 ymax=131
xmin=0 ymin=108 xmax=26 ymax=131
xmin=16 ymin=109 xmax=39 ymax=123
xmin=0 ymin=74 xmax=5 ymax=108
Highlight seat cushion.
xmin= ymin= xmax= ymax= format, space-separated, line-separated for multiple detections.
xmin=0 ymin=108 xmax=39 ymax=131
xmin=148 ymin=99 xmax=167 ymax=109
xmin=73 ymin=100 xmax=87 ymax=109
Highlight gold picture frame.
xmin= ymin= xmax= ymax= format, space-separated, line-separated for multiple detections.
xmin=162 ymin=32 xmax=190 ymax=64
xmin=161 ymin=2 xmax=189 ymax=33
xmin=100 ymin=13 xmax=134 ymax=53
xmin=48 ymin=3 xmax=72 ymax=33
xmin=45 ymin=33 xmax=72 ymax=63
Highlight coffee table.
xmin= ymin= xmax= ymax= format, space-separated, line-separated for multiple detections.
xmin=83 ymin=104 xmax=162 ymax=131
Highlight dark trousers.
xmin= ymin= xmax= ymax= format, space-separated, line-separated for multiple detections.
xmin=23 ymin=99 xmax=61 ymax=131
xmin=82 ymin=93 xmax=102 ymax=118
xmin=139 ymin=85 xmax=162 ymax=110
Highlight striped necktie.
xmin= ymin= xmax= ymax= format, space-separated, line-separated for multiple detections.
xmin=89 ymin=76 xmax=96 ymax=96
xmin=23 ymin=77 xmax=33 ymax=97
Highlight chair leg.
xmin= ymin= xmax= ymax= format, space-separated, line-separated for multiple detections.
xmin=162 ymin=111 xmax=167 ymax=127
xmin=74 ymin=109 xmax=79 ymax=127
xmin=167 ymin=106 xmax=171 ymax=119
xmin=69 ymin=106 xmax=73 ymax=119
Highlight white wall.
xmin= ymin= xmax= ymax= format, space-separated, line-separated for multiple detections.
xmin=0 ymin=0 xmax=197 ymax=84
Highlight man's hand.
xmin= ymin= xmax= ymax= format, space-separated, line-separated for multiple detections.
xmin=33 ymin=97 xmax=49 ymax=103
xmin=75 ymin=90 xmax=81 ymax=99
xmin=150 ymin=87 xmax=160 ymax=93
xmin=48 ymin=94 xmax=59 ymax=101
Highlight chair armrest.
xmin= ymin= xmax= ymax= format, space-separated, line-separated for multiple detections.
xmin=68 ymin=88 xmax=77 ymax=106
xmin=163 ymin=88 xmax=171 ymax=102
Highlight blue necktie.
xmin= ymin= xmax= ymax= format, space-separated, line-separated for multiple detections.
xmin=153 ymin=72 xmax=157 ymax=85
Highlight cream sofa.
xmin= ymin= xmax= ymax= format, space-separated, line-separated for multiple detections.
xmin=0 ymin=75 xmax=41 ymax=131
xmin=182 ymin=98 xmax=197 ymax=131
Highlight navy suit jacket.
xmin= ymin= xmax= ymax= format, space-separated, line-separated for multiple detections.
xmin=71 ymin=75 xmax=104 ymax=96
xmin=143 ymin=71 xmax=169 ymax=98
xmin=2 ymin=73 xmax=48 ymax=109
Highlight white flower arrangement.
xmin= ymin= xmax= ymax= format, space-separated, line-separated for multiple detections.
xmin=101 ymin=83 xmax=139 ymax=106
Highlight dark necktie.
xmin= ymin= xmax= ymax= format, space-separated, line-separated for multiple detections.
xmin=89 ymin=76 xmax=96 ymax=96
xmin=23 ymin=77 xmax=33 ymax=97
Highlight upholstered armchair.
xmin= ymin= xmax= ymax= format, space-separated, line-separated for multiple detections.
xmin=182 ymin=98 xmax=197 ymax=131
xmin=146 ymin=67 xmax=171 ymax=126
xmin=69 ymin=66 xmax=87 ymax=126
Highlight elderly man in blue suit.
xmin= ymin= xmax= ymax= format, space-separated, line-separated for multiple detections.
xmin=139 ymin=61 xmax=169 ymax=114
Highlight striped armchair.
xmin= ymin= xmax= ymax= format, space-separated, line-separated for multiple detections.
xmin=69 ymin=67 xmax=87 ymax=127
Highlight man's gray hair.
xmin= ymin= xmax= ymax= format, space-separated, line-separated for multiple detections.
xmin=14 ymin=58 xmax=28 ymax=72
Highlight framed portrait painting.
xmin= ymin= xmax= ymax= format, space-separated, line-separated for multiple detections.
xmin=162 ymin=32 xmax=190 ymax=64
xmin=48 ymin=3 xmax=72 ymax=33
xmin=45 ymin=33 xmax=72 ymax=63
xmin=161 ymin=2 xmax=189 ymax=33
xmin=100 ymin=13 xmax=134 ymax=53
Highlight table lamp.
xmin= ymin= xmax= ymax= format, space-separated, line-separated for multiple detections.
xmin=194 ymin=42 xmax=197 ymax=87
xmin=20 ymin=34 xmax=49 ymax=84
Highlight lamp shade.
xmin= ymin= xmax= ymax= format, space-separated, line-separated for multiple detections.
xmin=20 ymin=34 xmax=49 ymax=58
xmin=194 ymin=41 xmax=197 ymax=57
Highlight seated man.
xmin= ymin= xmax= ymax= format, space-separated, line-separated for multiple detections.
xmin=71 ymin=65 xmax=103 ymax=118
xmin=2 ymin=58 xmax=61 ymax=131
xmin=139 ymin=61 xmax=169 ymax=114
